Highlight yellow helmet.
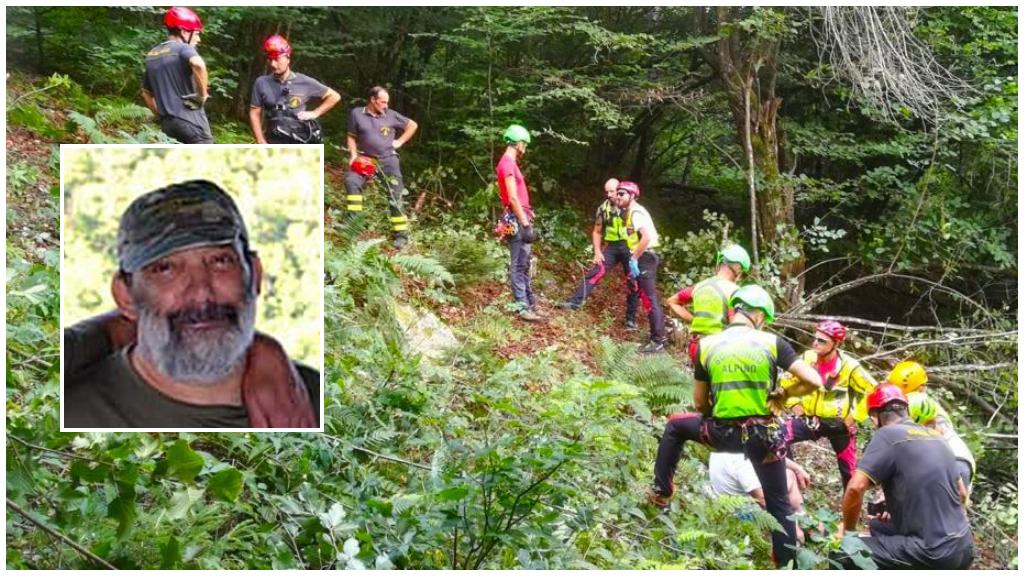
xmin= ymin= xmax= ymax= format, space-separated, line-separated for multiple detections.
xmin=886 ymin=361 xmax=928 ymax=394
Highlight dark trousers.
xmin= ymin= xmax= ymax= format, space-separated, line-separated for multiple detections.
xmin=829 ymin=519 xmax=974 ymax=569
xmin=160 ymin=115 xmax=213 ymax=144
xmin=566 ymin=241 xmax=639 ymax=321
xmin=784 ymin=416 xmax=857 ymax=490
xmin=654 ymin=413 xmax=797 ymax=567
xmin=508 ymin=226 xmax=536 ymax=308
xmin=636 ymin=251 xmax=666 ymax=341
xmin=345 ymin=154 xmax=409 ymax=235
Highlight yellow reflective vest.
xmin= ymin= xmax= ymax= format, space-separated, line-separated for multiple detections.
xmin=781 ymin=350 xmax=878 ymax=422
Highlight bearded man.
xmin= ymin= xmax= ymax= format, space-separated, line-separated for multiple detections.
xmin=63 ymin=180 xmax=318 ymax=428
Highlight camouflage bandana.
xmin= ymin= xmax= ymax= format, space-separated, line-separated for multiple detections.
xmin=117 ymin=180 xmax=250 ymax=274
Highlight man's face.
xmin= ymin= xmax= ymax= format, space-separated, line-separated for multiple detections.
xmin=613 ymin=189 xmax=632 ymax=208
xmin=604 ymin=179 xmax=619 ymax=200
xmin=370 ymin=91 xmax=390 ymax=114
xmin=812 ymin=330 xmax=837 ymax=356
xmin=185 ymin=30 xmax=201 ymax=47
xmin=130 ymin=245 xmax=257 ymax=384
xmin=269 ymin=54 xmax=290 ymax=76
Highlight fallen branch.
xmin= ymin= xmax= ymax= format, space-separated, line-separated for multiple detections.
xmin=320 ymin=434 xmax=432 ymax=470
xmin=860 ymin=331 xmax=1017 ymax=361
xmin=788 ymin=272 xmax=992 ymax=317
xmin=9 ymin=435 xmax=111 ymax=465
xmin=6 ymin=498 xmax=118 ymax=570
xmin=929 ymin=363 xmax=1017 ymax=374
xmin=780 ymin=313 xmax=993 ymax=335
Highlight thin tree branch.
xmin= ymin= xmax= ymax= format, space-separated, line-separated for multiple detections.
xmin=6 ymin=498 xmax=119 ymax=570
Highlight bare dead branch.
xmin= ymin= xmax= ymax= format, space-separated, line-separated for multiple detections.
xmin=813 ymin=6 xmax=973 ymax=123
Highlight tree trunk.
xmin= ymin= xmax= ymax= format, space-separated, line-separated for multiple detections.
xmin=697 ymin=6 xmax=806 ymax=304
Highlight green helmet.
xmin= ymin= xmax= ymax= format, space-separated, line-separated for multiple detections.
xmin=729 ymin=285 xmax=775 ymax=325
xmin=503 ymin=124 xmax=531 ymax=145
xmin=908 ymin=393 xmax=938 ymax=425
xmin=718 ymin=244 xmax=752 ymax=272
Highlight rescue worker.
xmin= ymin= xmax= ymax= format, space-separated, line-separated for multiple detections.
xmin=344 ymin=86 xmax=419 ymax=249
xmin=888 ymin=361 xmax=976 ymax=494
xmin=496 ymin=124 xmax=542 ymax=322
xmin=249 ymin=35 xmax=341 ymax=144
xmin=666 ymin=244 xmax=750 ymax=364
xmin=780 ymin=320 xmax=878 ymax=490
xmin=555 ymin=178 xmax=641 ymax=330
xmin=141 ymin=7 xmax=213 ymax=144
xmin=835 ymin=384 xmax=974 ymax=569
xmin=649 ymin=285 xmax=824 ymax=567
xmin=613 ymin=181 xmax=667 ymax=353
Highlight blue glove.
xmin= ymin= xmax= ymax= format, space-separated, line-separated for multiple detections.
xmin=628 ymin=257 xmax=640 ymax=278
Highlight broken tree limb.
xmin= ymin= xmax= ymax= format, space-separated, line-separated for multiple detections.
xmin=781 ymin=312 xmax=994 ymax=335
xmin=787 ymin=272 xmax=992 ymax=317
xmin=6 ymin=497 xmax=118 ymax=570
xmin=929 ymin=363 xmax=1017 ymax=374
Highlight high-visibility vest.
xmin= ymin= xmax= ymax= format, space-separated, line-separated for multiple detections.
xmin=699 ymin=326 xmax=780 ymax=419
xmin=690 ymin=277 xmax=739 ymax=335
xmin=781 ymin=350 xmax=878 ymax=422
xmin=597 ymin=200 xmax=628 ymax=242
xmin=624 ymin=204 xmax=658 ymax=251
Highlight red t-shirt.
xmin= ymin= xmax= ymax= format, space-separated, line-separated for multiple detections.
xmin=674 ymin=286 xmax=695 ymax=304
xmin=496 ymin=153 xmax=530 ymax=210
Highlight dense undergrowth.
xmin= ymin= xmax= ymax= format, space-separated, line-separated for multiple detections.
xmin=6 ymin=72 xmax=1018 ymax=570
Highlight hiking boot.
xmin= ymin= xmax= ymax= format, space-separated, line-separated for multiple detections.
xmin=529 ymin=307 xmax=549 ymax=319
xmin=646 ymin=486 xmax=672 ymax=508
xmin=555 ymin=301 xmax=579 ymax=311
xmin=519 ymin=309 xmax=543 ymax=322
xmin=392 ymin=233 xmax=409 ymax=250
xmin=625 ymin=319 xmax=639 ymax=331
xmin=638 ymin=340 xmax=667 ymax=354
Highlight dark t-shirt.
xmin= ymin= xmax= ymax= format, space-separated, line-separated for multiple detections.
xmin=347 ymin=106 xmax=410 ymax=158
xmin=857 ymin=419 xmax=972 ymax=550
xmin=693 ymin=324 xmax=799 ymax=383
xmin=63 ymin=344 xmax=320 ymax=429
xmin=142 ymin=41 xmax=208 ymax=127
xmin=250 ymin=72 xmax=329 ymax=114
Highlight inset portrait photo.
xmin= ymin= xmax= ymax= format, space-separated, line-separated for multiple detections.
xmin=60 ymin=145 xmax=324 ymax=431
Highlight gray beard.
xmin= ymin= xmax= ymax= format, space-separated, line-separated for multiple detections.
xmin=135 ymin=293 xmax=256 ymax=385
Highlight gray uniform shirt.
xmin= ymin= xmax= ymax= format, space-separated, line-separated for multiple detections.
xmin=347 ymin=106 xmax=410 ymax=158
xmin=250 ymin=72 xmax=329 ymax=115
xmin=142 ymin=40 xmax=208 ymax=127
xmin=857 ymin=420 xmax=972 ymax=553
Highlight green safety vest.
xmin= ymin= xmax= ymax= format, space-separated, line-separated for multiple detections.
xmin=598 ymin=200 xmax=628 ymax=242
xmin=699 ymin=326 xmax=779 ymax=419
xmin=690 ymin=277 xmax=739 ymax=335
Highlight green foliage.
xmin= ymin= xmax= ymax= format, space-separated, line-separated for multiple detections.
xmin=422 ymin=227 xmax=507 ymax=286
xmin=594 ymin=337 xmax=693 ymax=415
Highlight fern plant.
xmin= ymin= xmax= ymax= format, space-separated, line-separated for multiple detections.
xmin=594 ymin=337 xmax=693 ymax=415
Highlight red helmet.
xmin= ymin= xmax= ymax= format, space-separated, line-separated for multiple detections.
xmin=164 ymin=7 xmax=203 ymax=32
xmin=617 ymin=181 xmax=640 ymax=198
xmin=351 ymin=155 xmax=377 ymax=177
xmin=815 ymin=320 xmax=847 ymax=344
xmin=866 ymin=384 xmax=908 ymax=412
xmin=263 ymin=35 xmax=292 ymax=60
